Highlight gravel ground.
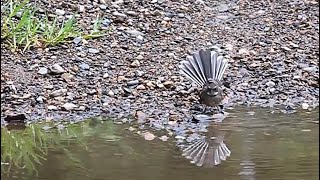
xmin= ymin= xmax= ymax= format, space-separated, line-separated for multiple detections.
xmin=1 ymin=0 xmax=319 ymax=125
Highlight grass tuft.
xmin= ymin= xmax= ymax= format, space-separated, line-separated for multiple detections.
xmin=1 ymin=0 xmax=108 ymax=52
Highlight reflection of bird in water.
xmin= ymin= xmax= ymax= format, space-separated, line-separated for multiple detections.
xmin=179 ymin=124 xmax=231 ymax=167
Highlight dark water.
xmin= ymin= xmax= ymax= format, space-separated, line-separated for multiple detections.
xmin=1 ymin=107 xmax=319 ymax=180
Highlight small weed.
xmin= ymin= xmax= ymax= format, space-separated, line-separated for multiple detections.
xmin=1 ymin=0 xmax=108 ymax=52
xmin=82 ymin=15 xmax=109 ymax=40
xmin=41 ymin=16 xmax=80 ymax=47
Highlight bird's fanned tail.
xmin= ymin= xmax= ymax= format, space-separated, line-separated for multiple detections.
xmin=179 ymin=49 xmax=229 ymax=87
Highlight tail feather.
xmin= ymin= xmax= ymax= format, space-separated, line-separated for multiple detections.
xmin=179 ymin=49 xmax=228 ymax=86
xmin=179 ymin=61 xmax=204 ymax=86
xmin=217 ymin=58 xmax=229 ymax=80
xmin=189 ymin=55 xmax=207 ymax=85
xmin=199 ymin=49 xmax=213 ymax=80
xmin=211 ymin=51 xmax=218 ymax=80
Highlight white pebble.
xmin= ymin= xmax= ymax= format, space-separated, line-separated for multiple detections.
xmin=301 ymin=103 xmax=309 ymax=110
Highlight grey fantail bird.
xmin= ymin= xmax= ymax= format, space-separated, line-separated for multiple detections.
xmin=179 ymin=49 xmax=229 ymax=108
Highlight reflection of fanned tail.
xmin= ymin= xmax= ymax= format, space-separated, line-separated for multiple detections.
xmin=181 ymin=134 xmax=231 ymax=167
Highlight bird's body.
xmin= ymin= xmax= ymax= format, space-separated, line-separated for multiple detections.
xmin=179 ymin=49 xmax=228 ymax=108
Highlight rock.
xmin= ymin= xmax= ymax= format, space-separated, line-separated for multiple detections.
xmin=79 ymin=5 xmax=85 ymax=12
xmin=282 ymin=46 xmax=292 ymax=51
xmin=159 ymin=135 xmax=169 ymax=141
xmin=125 ymin=29 xmax=144 ymax=37
xmin=42 ymin=126 xmax=52 ymax=131
xmin=49 ymin=64 xmax=65 ymax=74
xmin=128 ymin=126 xmax=135 ymax=131
xmin=216 ymin=15 xmax=230 ymax=20
xmin=112 ymin=11 xmax=127 ymax=18
xmin=87 ymin=89 xmax=96 ymax=95
xmin=108 ymin=90 xmax=115 ymax=97
xmin=135 ymin=110 xmax=147 ymax=123
xmin=127 ymin=80 xmax=139 ymax=86
xmin=136 ymin=84 xmax=146 ymax=90
xmin=99 ymin=5 xmax=107 ymax=10
xmin=298 ymin=63 xmax=309 ymax=69
xmin=142 ymin=132 xmax=156 ymax=141
xmin=195 ymin=0 xmax=204 ymax=4
xmin=16 ymin=11 xmax=23 ymax=18
xmin=38 ymin=67 xmax=48 ymax=75
xmin=55 ymin=9 xmax=65 ymax=16
xmin=103 ymin=73 xmax=109 ymax=78
xmin=146 ymin=81 xmax=154 ymax=87
xmin=163 ymin=81 xmax=174 ymax=88
xmin=78 ymin=106 xmax=86 ymax=111
xmin=266 ymin=81 xmax=276 ymax=87
xmin=212 ymin=113 xmax=225 ymax=119
xmin=44 ymin=85 xmax=54 ymax=89
xmin=102 ymin=19 xmax=111 ymax=27
xmin=194 ymin=114 xmax=213 ymax=121
xmin=247 ymin=111 xmax=255 ymax=115
xmin=175 ymin=135 xmax=186 ymax=140
xmin=4 ymin=114 xmax=26 ymax=123
xmin=136 ymin=55 xmax=144 ymax=60
xmin=301 ymin=129 xmax=311 ymax=132
xmin=135 ymin=70 xmax=144 ymax=76
xmin=156 ymin=82 xmax=164 ymax=88
xmin=61 ymin=73 xmax=74 ymax=82
xmin=73 ymin=37 xmax=82 ymax=44
xmin=36 ymin=96 xmax=45 ymax=103
xmin=127 ymin=11 xmax=137 ymax=16
xmin=79 ymin=63 xmax=90 ymax=70
xmin=217 ymin=3 xmax=229 ymax=12
xmin=293 ymin=75 xmax=301 ymax=79
xmin=130 ymin=60 xmax=140 ymax=67
xmin=11 ymin=94 xmax=31 ymax=99
xmin=301 ymin=103 xmax=309 ymax=110
xmin=88 ymin=48 xmax=99 ymax=54
xmin=238 ymin=48 xmax=250 ymax=55
xmin=62 ymin=103 xmax=78 ymax=111
xmin=48 ymin=105 xmax=58 ymax=110
xmin=56 ymin=124 xmax=65 ymax=130
xmin=50 ymin=89 xmax=67 ymax=97
xmin=269 ymin=88 xmax=276 ymax=93
xmin=177 ymin=13 xmax=185 ymax=18
xmin=303 ymin=66 xmax=317 ymax=72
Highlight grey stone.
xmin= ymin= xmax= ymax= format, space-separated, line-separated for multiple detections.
xmin=50 ymin=64 xmax=65 ymax=74
xmin=266 ymin=81 xmax=276 ymax=87
xmin=73 ymin=37 xmax=82 ymax=44
xmin=62 ymin=103 xmax=78 ymax=111
xmin=88 ymin=48 xmax=100 ymax=54
xmin=127 ymin=80 xmax=139 ymax=86
xmin=55 ymin=9 xmax=65 ymax=16
xmin=112 ymin=11 xmax=127 ymax=18
xmin=79 ymin=63 xmax=90 ymax=70
xmin=38 ymin=67 xmax=48 ymax=75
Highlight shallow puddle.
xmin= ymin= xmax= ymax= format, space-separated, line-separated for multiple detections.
xmin=1 ymin=107 xmax=319 ymax=180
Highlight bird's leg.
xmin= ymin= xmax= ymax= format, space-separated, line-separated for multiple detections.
xmin=201 ymin=105 xmax=208 ymax=114
xmin=217 ymin=105 xmax=224 ymax=114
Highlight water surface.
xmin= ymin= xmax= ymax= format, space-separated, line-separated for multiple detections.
xmin=1 ymin=107 xmax=319 ymax=180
